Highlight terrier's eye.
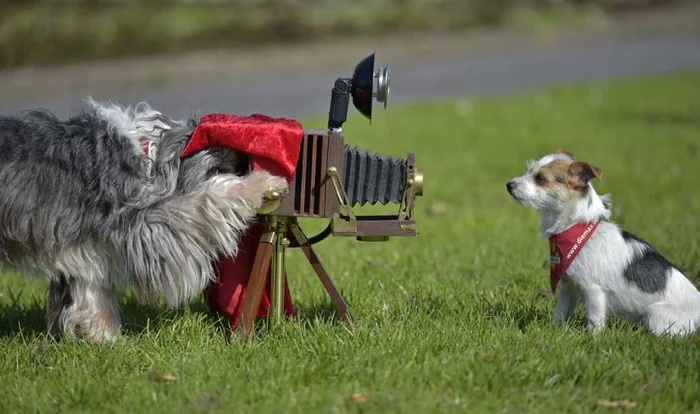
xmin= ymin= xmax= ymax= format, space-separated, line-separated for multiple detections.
xmin=534 ymin=173 xmax=546 ymax=185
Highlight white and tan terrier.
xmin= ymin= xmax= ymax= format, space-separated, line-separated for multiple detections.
xmin=507 ymin=149 xmax=700 ymax=337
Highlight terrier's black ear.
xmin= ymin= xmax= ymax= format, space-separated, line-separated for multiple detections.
xmin=555 ymin=149 xmax=575 ymax=159
xmin=567 ymin=161 xmax=603 ymax=189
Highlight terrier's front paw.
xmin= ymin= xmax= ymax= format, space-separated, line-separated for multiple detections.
xmin=553 ymin=312 xmax=566 ymax=325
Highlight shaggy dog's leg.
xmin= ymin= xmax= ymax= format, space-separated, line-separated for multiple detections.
xmin=47 ymin=275 xmax=121 ymax=343
xmin=126 ymin=171 xmax=288 ymax=308
xmin=46 ymin=275 xmax=72 ymax=337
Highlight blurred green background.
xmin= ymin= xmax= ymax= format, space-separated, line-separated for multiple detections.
xmin=0 ymin=0 xmax=681 ymax=69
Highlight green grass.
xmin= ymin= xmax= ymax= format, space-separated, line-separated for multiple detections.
xmin=3 ymin=70 xmax=700 ymax=413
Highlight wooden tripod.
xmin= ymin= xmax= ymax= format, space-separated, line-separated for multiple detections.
xmin=236 ymin=215 xmax=356 ymax=339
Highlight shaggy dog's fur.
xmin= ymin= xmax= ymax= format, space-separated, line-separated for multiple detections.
xmin=0 ymin=99 xmax=288 ymax=343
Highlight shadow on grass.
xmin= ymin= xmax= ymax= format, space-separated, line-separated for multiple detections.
xmin=0 ymin=287 xmax=47 ymax=338
xmin=475 ymin=291 xmax=559 ymax=331
xmin=0 ymin=284 xmax=359 ymax=341
xmin=119 ymin=295 xmax=217 ymax=336
xmin=294 ymin=300 xmax=345 ymax=326
xmin=0 ymin=288 xmax=223 ymax=340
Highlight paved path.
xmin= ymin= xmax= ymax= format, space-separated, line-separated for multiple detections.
xmin=1 ymin=5 xmax=699 ymax=121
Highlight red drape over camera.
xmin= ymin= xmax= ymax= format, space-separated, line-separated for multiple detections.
xmin=181 ymin=113 xmax=303 ymax=330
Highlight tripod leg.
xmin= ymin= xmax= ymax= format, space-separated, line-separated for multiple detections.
xmin=289 ymin=221 xmax=356 ymax=324
xmin=270 ymin=219 xmax=290 ymax=325
xmin=236 ymin=228 xmax=276 ymax=340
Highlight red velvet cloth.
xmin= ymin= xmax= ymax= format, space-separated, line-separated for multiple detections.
xmin=181 ymin=113 xmax=303 ymax=180
xmin=181 ymin=113 xmax=304 ymax=330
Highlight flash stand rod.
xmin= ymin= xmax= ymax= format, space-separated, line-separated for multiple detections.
xmin=328 ymin=78 xmax=351 ymax=131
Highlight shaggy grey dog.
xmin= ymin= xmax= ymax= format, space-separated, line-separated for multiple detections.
xmin=0 ymin=99 xmax=288 ymax=343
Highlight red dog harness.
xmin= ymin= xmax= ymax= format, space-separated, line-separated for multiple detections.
xmin=549 ymin=221 xmax=599 ymax=293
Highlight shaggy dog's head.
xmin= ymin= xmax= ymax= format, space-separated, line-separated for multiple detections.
xmin=89 ymin=99 xmax=250 ymax=192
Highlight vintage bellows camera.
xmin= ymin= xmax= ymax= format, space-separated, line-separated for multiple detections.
xmin=238 ymin=53 xmax=424 ymax=338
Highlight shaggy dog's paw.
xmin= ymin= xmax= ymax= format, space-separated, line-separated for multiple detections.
xmin=248 ymin=171 xmax=289 ymax=195
xmin=268 ymin=176 xmax=289 ymax=196
xmin=237 ymin=172 xmax=290 ymax=213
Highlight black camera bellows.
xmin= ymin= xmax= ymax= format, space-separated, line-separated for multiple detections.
xmin=343 ymin=145 xmax=406 ymax=206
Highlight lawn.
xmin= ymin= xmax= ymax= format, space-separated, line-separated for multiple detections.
xmin=2 ymin=70 xmax=700 ymax=413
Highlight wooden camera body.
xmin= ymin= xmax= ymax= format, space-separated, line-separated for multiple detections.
xmin=266 ymin=129 xmax=423 ymax=241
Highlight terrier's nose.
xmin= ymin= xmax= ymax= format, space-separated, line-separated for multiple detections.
xmin=506 ymin=181 xmax=515 ymax=195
